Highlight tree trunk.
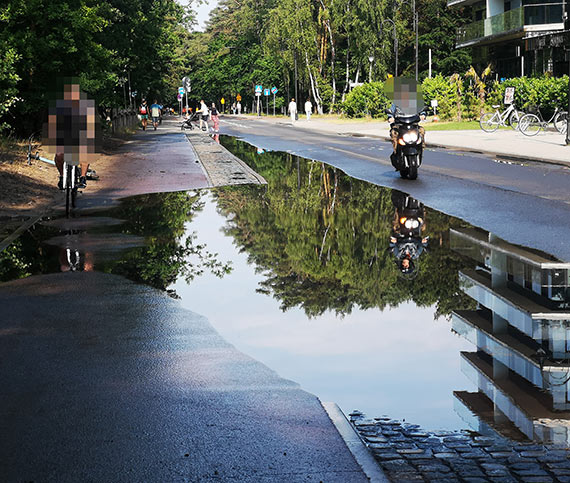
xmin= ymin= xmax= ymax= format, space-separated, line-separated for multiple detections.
xmin=322 ymin=17 xmax=336 ymax=111
xmin=306 ymin=51 xmax=324 ymax=114
xmin=342 ymin=38 xmax=350 ymax=102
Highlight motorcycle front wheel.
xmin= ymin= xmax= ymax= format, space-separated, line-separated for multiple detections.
xmin=408 ymin=165 xmax=418 ymax=180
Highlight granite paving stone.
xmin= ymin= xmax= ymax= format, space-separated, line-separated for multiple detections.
xmin=350 ymin=411 xmax=570 ymax=483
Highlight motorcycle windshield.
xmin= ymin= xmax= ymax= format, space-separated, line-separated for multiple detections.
xmin=385 ymin=77 xmax=424 ymax=116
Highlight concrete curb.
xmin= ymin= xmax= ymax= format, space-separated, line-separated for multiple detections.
xmin=322 ymin=401 xmax=389 ymax=483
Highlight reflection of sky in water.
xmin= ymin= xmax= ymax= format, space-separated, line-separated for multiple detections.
xmin=172 ymin=191 xmax=476 ymax=430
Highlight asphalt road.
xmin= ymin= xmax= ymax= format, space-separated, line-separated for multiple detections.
xmin=221 ymin=118 xmax=570 ymax=261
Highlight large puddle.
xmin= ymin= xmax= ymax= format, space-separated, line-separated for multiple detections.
xmin=2 ymin=136 xmax=570 ymax=444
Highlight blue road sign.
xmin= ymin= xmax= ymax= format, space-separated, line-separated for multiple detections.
xmin=263 ymin=88 xmax=270 ymax=96
xmin=255 ymin=85 xmax=263 ymax=93
xmin=178 ymin=87 xmax=185 ymax=95
xmin=271 ymin=86 xmax=278 ymax=94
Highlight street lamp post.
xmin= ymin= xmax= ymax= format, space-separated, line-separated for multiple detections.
xmin=368 ymin=55 xmax=374 ymax=82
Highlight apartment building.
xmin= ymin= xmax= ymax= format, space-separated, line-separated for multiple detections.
xmin=449 ymin=0 xmax=569 ymax=77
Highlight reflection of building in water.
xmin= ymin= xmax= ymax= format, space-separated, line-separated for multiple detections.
xmin=450 ymin=227 xmax=570 ymax=444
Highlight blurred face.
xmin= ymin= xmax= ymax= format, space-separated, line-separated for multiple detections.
xmin=401 ymin=259 xmax=410 ymax=269
xmin=64 ymin=83 xmax=81 ymax=101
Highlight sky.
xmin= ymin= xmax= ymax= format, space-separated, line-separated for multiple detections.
xmin=177 ymin=0 xmax=217 ymax=31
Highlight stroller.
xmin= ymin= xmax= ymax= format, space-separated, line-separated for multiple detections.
xmin=180 ymin=111 xmax=199 ymax=130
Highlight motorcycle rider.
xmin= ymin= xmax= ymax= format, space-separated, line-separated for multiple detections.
xmin=388 ymin=104 xmax=426 ymax=170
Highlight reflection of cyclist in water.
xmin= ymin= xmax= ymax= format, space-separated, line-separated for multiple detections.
xmin=389 ymin=190 xmax=429 ymax=276
xmin=58 ymin=235 xmax=94 ymax=272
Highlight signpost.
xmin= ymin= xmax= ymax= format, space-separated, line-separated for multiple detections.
xmin=182 ymin=77 xmax=191 ymax=114
xmin=178 ymin=87 xmax=185 ymax=116
xmin=264 ymin=88 xmax=270 ymax=115
xmin=255 ymin=85 xmax=262 ymax=116
xmin=271 ymin=86 xmax=278 ymax=116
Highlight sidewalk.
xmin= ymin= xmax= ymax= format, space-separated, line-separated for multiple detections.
xmin=234 ymin=115 xmax=570 ymax=166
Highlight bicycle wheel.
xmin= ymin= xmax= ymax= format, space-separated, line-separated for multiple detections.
xmin=519 ymin=114 xmax=541 ymax=136
xmin=554 ymin=111 xmax=568 ymax=135
xmin=508 ymin=110 xmax=523 ymax=130
xmin=480 ymin=112 xmax=500 ymax=132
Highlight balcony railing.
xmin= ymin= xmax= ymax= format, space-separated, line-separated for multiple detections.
xmin=456 ymin=4 xmax=563 ymax=46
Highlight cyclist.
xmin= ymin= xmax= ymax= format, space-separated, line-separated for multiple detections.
xmin=139 ymin=99 xmax=149 ymax=130
xmin=44 ymin=79 xmax=98 ymax=190
xmin=150 ymin=100 xmax=161 ymax=130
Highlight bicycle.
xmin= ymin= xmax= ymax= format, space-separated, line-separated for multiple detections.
xmin=27 ymin=133 xmax=79 ymax=217
xmin=519 ymin=107 xmax=569 ymax=137
xmin=479 ymin=103 xmax=524 ymax=132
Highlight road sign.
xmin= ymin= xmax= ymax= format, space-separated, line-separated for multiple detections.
xmin=504 ymin=87 xmax=515 ymax=105
xmin=177 ymin=93 xmax=182 ymax=101
xmin=255 ymin=85 xmax=263 ymax=94
xmin=178 ymin=87 xmax=185 ymax=95
xmin=236 ymin=94 xmax=242 ymax=101
xmin=131 ymin=91 xmax=137 ymax=98
xmin=221 ymin=98 xmax=225 ymax=105
xmin=263 ymin=89 xmax=270 ymax=96
xmin=271 ymin=86 xmax=278 ymax=94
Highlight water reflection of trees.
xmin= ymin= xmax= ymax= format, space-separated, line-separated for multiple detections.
xmin=216 ymin=137 xmax=477 ymax=318
xmin=0 ymin=192 xmax=233 ymax=294
xmin=104 ymin=191 xmax=232 ymax=293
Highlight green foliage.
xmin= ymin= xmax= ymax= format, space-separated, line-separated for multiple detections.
xmin=341 ymin=82 xmax=389 ymax=118
xmin=0 ymin=44 xmax=20 ymax=132
xmin=422 ymin=75 xmax=456 ymax=120
xmin=0 ymin=0 xmax=189 ymax=133
xmin=490 ymin=76 xmax=569 ymax=113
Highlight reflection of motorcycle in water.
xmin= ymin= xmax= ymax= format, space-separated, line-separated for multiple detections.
xmin=389 ymin=190 xmax=429 ymax=276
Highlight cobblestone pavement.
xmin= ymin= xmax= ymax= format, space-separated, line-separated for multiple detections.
xmin=185 ymin=131 xmax=266 ymax=186
xmin=350 ymin=412 xmax=570 ymax=482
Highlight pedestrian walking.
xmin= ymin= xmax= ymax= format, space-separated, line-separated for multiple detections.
xmin=304 ymin=99 xmax=312 ymax=121
xmin=237 ymin=101 xmax=242 ymax=115
xmin=150 ymin=100 xmax=161 ymax=130
xmin=210 ymin=103 xmax=220 ymax=132
xmin=198 ymin=100 xmax=209 ymax=131
xmin=288 ymin=98 xmax=297 ymax=123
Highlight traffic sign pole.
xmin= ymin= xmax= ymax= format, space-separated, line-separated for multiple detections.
xmin=270 ymin=87 xmax=279 ymax=116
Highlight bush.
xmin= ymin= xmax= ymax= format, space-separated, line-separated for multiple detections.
xmin=488 ymin=76 xmax=568 ymax=113
xmin=341 ymin=82 xmax=389 ymax=118
xmin=422 ymin=75 xmax=457 ymax=120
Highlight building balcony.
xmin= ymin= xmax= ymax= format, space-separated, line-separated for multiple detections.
xmin=455 ymin=4 xmax=564 ymax=48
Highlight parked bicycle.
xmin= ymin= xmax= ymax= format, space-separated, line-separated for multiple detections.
xmin=479 ymin=103 xmax=524 ymax=132
xmin=519 ymin=107 xmax=569 ymax=137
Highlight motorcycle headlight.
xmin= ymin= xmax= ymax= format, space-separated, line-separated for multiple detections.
xmin=402 ymin=131 xmax=419 ymax=144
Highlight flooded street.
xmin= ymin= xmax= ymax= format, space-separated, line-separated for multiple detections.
xmin=4 ymin=135 xmax=569 ymax=451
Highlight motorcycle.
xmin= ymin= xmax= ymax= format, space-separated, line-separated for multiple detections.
xmin=386 ymin=106 xmax=425 ymax=180
xmin=389 ymin=190 xmax=429 ymax=277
